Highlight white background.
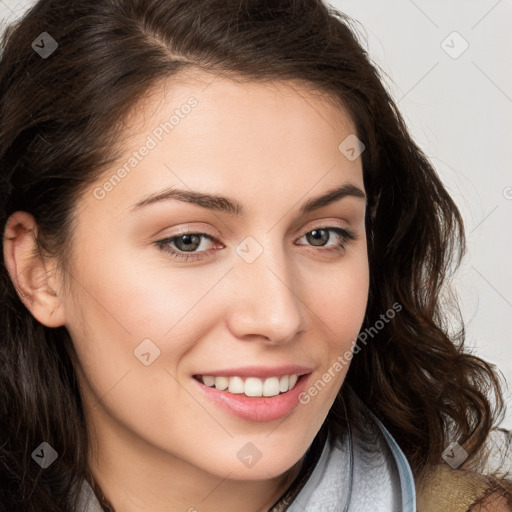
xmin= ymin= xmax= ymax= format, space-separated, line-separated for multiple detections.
xmin=1 ymin=0 xmax=511 ymax=428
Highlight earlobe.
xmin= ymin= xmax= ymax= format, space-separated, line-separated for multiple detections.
xmin=2 ymin=211 xmax=66 ymax=328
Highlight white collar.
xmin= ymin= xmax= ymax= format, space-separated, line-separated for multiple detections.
xmin=286 ymin=387 xmax=416 ymax=511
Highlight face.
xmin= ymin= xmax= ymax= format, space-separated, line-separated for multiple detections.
xmin=61 ymin=71 xmax=369 ymax=482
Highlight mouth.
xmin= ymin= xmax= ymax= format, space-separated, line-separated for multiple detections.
xmin=192 ymin=373 xmax=302 ymax=397
xmin=191 ymin=371 xmax=313 ymax=422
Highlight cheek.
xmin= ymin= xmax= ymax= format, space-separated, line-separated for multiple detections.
xmin=305 ymin=249 xmax=369 ymax=390
xmin=310 ymin=249 xmax=369 ymax=341
xmin=331 ymin=273 xmax=369 ymax=344
xmin=67 ymin=241 xmax=222 ymax=345
xmin=64 ymin=256 xmax=214 ymax=454
xmin=293 ymin=262 xmax=368 ymax=447
xmin=62 ymin=247 xmax=209 ymax=414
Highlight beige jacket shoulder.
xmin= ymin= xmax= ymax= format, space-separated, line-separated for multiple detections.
xmin=416 ymin=464 xmax=511 ymax=511
xmin=416 ymin=428 xmax=512 ymax=511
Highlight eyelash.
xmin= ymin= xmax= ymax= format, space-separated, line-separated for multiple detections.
xmin=155 ymin=225 xmax=357 ymax=262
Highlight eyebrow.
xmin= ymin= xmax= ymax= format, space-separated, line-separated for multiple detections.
xmin=130 ymin=183 xmax=366 ymax=216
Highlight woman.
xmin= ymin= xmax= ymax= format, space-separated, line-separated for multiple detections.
xmin=0 ymin=0 xmax=510 ymax=510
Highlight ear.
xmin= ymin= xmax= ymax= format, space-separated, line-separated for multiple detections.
xmin=3 ymin=211 xmax=66 ymax=327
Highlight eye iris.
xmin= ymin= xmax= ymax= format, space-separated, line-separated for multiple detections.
xmin=175 ymin=234 xmax=201 ymax=251
xmin=307 ymin=229 xmax=329 ymax=246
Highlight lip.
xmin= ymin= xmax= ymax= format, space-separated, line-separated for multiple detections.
xmin=192 ymin=372 xmax=312 ymax=422
xmin=192 ymin=364 xmax=313 ymax=379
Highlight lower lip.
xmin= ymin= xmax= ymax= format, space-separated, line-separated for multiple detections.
xmin=192 ymin=374 xmax=312 ymax=422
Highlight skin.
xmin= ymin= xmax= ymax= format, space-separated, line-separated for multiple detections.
xmin=3 ymin=71 xmax=369 ymax=512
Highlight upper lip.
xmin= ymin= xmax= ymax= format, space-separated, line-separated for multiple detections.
xmin=193 ymin=365 xmax=313 ymax=379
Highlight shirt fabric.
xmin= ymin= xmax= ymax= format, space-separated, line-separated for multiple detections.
xmin=282 ymin=385 xmax=416 ymax=512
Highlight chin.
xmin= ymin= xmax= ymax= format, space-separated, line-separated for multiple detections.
xmin=201 ymin=439 xmax=306 ymax=482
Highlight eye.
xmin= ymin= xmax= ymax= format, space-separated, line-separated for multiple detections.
xmin=296 ymin=226 xmax=356 ymax=254
xmin=155 ymin=232 xmax=220 ymax=262
xmin=155 ymin=226 xmax=357 ymax=262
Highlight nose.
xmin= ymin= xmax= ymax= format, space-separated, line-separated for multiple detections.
xmin=225 ymin=238 xmax=305 ymax=345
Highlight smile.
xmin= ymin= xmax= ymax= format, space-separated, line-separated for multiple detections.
xmin=192 ymin=372 xmax=312 ymax=422
xmin=194 ymin=374 xmax=299 ymax=397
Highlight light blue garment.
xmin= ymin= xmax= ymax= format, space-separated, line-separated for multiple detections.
xmin=286 ymin=387 xmax=416 ymax=512
xmin=77 ymin=477 xmax=103 ymax=512
xmin=374 ymin=414 xmax=417 ymax=511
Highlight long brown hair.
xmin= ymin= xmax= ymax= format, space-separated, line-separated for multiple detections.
xmin=0 ymin=0 xmax=506 ymax=510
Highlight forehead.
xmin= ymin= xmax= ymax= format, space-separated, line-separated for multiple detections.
xmin=120 ymin=69 xmax=357 ymax=146
xmin=81 ymin=70 xmax=364 ymax=220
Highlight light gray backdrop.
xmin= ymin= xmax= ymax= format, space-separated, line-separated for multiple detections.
xmin=1 ymin=0 xmax=511 ymax=428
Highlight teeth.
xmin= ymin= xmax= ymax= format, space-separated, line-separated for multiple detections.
xmin=262 ymin=377 xmax=280 ymax=397
xmin=203 ymin=375 xmax=215 ymax=387
xmin=199 ymin=374 xmax=301 ymax=397
xmin=228 ymin=376 xmax=244 ymax=394
xmin=245 ymin=377 xmax=262 ymax=397
xmin=214 ymin=376 xmax=228 ymax=390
